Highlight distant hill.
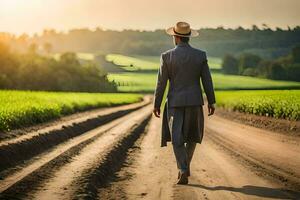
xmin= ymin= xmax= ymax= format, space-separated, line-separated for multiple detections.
xmin=1 ymin=26 xmax=300 ymax=58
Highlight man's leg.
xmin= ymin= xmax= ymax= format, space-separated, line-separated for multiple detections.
xmin=169 ymin=107 xmax=187 ymax=173
xmin=168 ymin=107 xmax=189 ymax=184
xmin=172 ymin=143 xmax=189 ymax=173
xmin=185 ymin=142 xmax=197 ymax=176
xmin=173 ymin=143 xmax=189 ymax=184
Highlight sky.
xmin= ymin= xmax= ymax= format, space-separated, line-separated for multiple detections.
xmin=0 ymin=0 xmax=300 ymax=35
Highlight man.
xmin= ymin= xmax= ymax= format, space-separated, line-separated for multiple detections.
xmin=153 ymin=22 xmax=216 ymax=185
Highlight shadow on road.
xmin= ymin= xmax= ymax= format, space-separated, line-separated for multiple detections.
xmin=186 ymin=184 xmax=300 ymax=199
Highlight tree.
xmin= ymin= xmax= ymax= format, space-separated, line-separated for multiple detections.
xmin=252 ymin=25 xmax=260 ymax=31
xmin=222 ymin=54 xmax=239 ymax=74
xmin=28 ymin=43 xmax=38 ymax=54
xmin=242 ymin=68 xmax=257 ymax=76
xmin=0 ymin=42 xmax=19 ymax=88
xmin=292 ymin=45 xmax=300 ymax=63
xmin=238 ymin=53 xmax=262 ymax=74
xmin=267 ymin=62 xmax=286 ymax=80
xmin=43 ymin=42 xmax=53 ymax=54
xmin=286 ymin=64 xmax=300 ymax=81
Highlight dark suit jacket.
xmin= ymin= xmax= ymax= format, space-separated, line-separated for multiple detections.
xmin=154 ymin=42 xmax=216 ymax=109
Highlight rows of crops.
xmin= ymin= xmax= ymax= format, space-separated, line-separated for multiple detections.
xmin=215 ymin=90 xmax=300 ymax=120
xmin=0 ymin=90 xmax=142 ymax=131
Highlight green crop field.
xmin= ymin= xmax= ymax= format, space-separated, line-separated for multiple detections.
xmin=133 ymin=55 xmax=222 ymax=69
xmin=215 ymin=90 xmax=300 ymax=120
xmin=108 ymin=71 xmax=300 ymax=93
xmin=208 ymin=57 xmax=222 ymax=69
xmin=108 ymin=72 xmax=157 ymax=93
xmin=106 ymin=54 xmax=300 ymax=93
xmin=106 ymin=54 xmax=222 ymax=70
xmin=0 ymin=90 xmax=142 ymax=131
xmin=212 ymin=73 xmax=300 ymax=90
xmin=106 ymin=54 xmax=159 ymax=71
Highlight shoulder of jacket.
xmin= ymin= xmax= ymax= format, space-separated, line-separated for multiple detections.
xmin=191 ymin=47 xmax=206 ymax=55
xmin=161 ymin=48 xmax=176 ymax=56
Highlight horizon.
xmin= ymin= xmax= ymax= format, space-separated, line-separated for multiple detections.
xmin=0 ymin=0 xmax=300 ymax=36
xmin=1 ymin=24 xmax=299 ymax=37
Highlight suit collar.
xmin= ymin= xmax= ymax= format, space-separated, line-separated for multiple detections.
xmin=176 ymin=42 xmax=191 ymax=48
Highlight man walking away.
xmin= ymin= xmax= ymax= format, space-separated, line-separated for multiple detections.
xmin=153 ymin=22 xmax=216 ymax=185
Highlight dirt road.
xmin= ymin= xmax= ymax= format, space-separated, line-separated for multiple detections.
xmin=98 ymin=115 xmax=300 ymax=199
xmin=1 ymin=100 xmax=300 ymax=199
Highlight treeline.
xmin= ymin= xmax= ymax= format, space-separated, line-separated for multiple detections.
xmin=0 ymin=42 xmax=116 ymax=92
xmin=222 ymin=46 xmax=300 ymax=81
xmin=1 ymin=25 xmax=300 ymax=58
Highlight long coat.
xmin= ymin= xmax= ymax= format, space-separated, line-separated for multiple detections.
xmin=154 ymin=42 xmax=216 ymax=147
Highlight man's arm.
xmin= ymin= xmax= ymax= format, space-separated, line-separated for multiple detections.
xmin=200 ymin=52 xmax=216 ymax=116
xmin=153 ymin=53 xmax=168 ymax=118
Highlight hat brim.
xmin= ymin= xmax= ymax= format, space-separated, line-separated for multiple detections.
xmin=165 ymin=27 xmax=199 ymax=37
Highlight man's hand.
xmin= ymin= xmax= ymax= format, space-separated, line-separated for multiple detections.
xmin=208 ymin=104 xmax=215 ymax=116
xmin=153 ymin=107 xmax=161 ymax=118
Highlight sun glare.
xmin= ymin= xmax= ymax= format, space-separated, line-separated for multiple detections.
xmin=0 ymin=0 xmax=39 ymax=14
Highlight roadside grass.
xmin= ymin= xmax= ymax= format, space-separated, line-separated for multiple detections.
xmin=0 ymin=90 xmax=142 ymax=131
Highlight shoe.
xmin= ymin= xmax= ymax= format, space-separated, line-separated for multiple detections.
xmin=178 ymin=168 xmax=190 ymax=179
xmin=177 ymin=171 xmax=188 ymax=185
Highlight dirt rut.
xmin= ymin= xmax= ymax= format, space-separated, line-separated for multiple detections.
xmin=0 ymin=97 xmax=150 ymax=174
xmin=0 ymin=102 xmax=152 ymax=199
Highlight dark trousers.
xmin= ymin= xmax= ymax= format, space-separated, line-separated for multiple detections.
xmin=167 ymin=106 xmax=200 ymax=173
xmin=173 ymin=142 xmax=197 ymax=173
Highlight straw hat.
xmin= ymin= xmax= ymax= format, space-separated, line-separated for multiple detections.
xmin=166 ymin=22 xmax=199 ymax=37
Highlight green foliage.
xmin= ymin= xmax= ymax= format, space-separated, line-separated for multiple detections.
xmin=216 ymin=90 xmax=300 ymax=120
xmin=0 ymin=42 xmax=117 ymax=92
xmin=43 ymin=42 xmax=53 ymax=54
xmin=266 ymin=62 xmax=286 ymax=80
xmin=106 ymin=54 xmax=159 ymax=71
xmin=285 ymin=64 xmax=300 ymax=82
xmin=222 ymin=55 xmax=238 ymax=74
xmin=108 ymin=72 xmax=157 ymax=93
xmin=223 ymin=47 xmax=300 ymax=82
xmin=2 ymin=26 xmax=300 ymax=58
xmin=0 ymin=90 xmax=142 ymax=131
xmin=242 ymin=68 xmax=257 ymax=76
xmin=212 ymin=73 xmax=300 ymax=90
xmin=238 ymin=53 xmax=262 ymax=74
xmin=292 ymin=45 xmax=300 ymax=63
